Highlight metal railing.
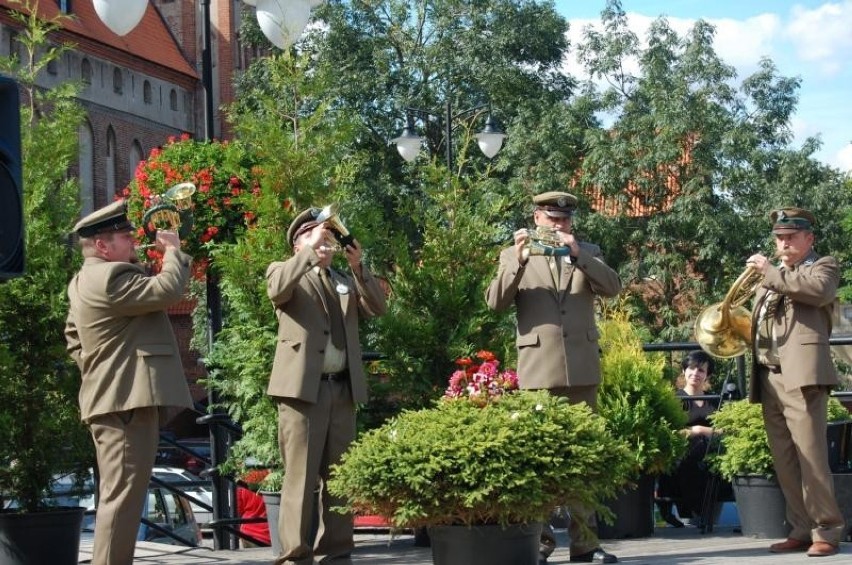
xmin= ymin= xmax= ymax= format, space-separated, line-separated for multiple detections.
xmin=643 ymin=335 xmax=852 ymax=400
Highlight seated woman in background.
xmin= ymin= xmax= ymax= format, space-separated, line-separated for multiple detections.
xmin=657 ymin=350 xmax=723 ymax=527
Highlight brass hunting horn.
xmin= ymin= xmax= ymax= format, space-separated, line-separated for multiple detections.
xmin=141 ymin=182 xmax=196 ymax=242
xmin=693 ymin=267 xmax=763 ymax=358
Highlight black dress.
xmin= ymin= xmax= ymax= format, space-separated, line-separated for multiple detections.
xmin=657 ymin=390 xmax=719 ymax=521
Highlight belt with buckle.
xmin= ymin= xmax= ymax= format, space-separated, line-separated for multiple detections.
xmin=321 ymin=370 xmax=349 ymax=381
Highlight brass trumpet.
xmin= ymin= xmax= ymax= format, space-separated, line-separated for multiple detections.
xmin=141 ymin=182 xmax=196 ymax=242
xmin=521 ymin=226 xmax=571 ymax=261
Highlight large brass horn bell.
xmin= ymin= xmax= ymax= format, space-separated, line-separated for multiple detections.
xmin=315 ymin=203 xmax=354 ymax=247
xmin=694 ymin=267 xmax=763 ymax=358
xmin=142 ymin=182 xmax=196 ymax=242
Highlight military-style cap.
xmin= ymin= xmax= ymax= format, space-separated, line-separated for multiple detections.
xmin=74 ymin=199 xmax=135 ymax=238
xmin=533 ymin=191 xmax=577 ymax=218
xmin=287 ymin=207 xmax=321 ymax=248
xmin=770 ymin=207 xmax=816 ymax=234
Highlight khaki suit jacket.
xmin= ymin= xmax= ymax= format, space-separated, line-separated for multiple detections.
xmin=65 ymin=249 xmax=194 ymax=423
xmin=485 ymin=242 xmax=621 ymax=389
xmin=265 ymin=247 xmax=387 ymax=404
xmin=748 ymin=251 xmax=839 ymax=403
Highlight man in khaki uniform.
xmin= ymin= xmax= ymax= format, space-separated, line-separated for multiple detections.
xmin=486 ymin=191 xmax=621 ymax=564
xmin=65 ymin=199 xmax=193 ymax=565
xmin=746 ymin=207 xmax=844 ymax=557
xmin=266 ymin=207 xmax=386 ymax=565
xmin=746 ymin=208 xmax=843 ymax=557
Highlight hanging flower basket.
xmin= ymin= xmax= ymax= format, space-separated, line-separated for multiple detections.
xmin=123 ymin=135 xmax=263 ymax=272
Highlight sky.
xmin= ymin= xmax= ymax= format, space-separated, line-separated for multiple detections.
xmin=552 ymin=0 xmax=852 ymax=172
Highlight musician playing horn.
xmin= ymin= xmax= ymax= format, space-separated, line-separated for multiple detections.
xmin=746 ymin=207 xmax=844 ymax=557
xmin=485 ymin=190 xmax=621 ymax=564
xmin=265 ymin=206 xmax=386 ymax=564
xmin=65 ymin=199 xmax=193 ymax=565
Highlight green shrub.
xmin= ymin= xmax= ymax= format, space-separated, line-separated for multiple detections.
xmin=708 ymin=397 xmax=849 ymax=481
xmin=327 ymin=390 xmax=633 ymax=528
xmin=597 ymin=313 xmax=688 ymax=477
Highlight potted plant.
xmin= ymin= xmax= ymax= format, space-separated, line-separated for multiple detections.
xmin=0 ymin=6 xmax=94 ymax=564
xmin=327 ymin=351 xmax=634 ymax=565
xmin=707 ymin=397 xmax=850 ymax=538
xmin=595 ymin=313 xmax=689 ymax=538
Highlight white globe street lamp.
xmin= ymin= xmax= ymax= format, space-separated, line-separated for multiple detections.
xmin=390 ymin=121 xmax=424 ymax=164
xmin=393 ymin=102 xmax=507 ymax=169
xmin=475 ymin=114 xmax=508 ymax=159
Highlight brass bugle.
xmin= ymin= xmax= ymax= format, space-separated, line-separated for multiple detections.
xmin=315 ymin=203 xmax=354 ymax=247
xmin=317 ymin=236 xmax=342 ymax=254
xmin=142 ymin=182 xmax=197 ymax=242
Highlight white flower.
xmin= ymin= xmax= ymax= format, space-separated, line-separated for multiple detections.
xmin=511 ymin=411 xmax=520 ymax=420
xmin=535 ymin=404 xmax=544 ymax=411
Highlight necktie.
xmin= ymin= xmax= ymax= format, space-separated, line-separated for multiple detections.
xmin=549 ymin=256 xmax=561 ymax=288
xmin=319 ymin=269 xmax=346 ymax=349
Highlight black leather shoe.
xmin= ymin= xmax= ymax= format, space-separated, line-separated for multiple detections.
xmin=570 ymin=548 xmax=618 ymax=563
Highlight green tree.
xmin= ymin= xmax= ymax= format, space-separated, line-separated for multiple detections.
xmin=0 ymin=2 xmax=92 ymax=512
xmin=204 ymin=52 xmax=364 ymax=479
xmin=212 ymin=1 xmax=585 ymax=434
xmin=298 ymin=0 xmax=589 ymax=409
xmin=573 ymin=0 xmax=852 ymax=341
xmin=221 ymin=0 xmax=852 ymax=430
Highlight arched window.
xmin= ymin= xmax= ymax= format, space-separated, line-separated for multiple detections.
xmin=113 ymin=68 xmax=123 ymax=95
xmin=169 ymin=88 xmax=178 ymax=111
xmin=81 ymin=59 xmax=92 ymax=85
xmin=143 ymin=80 xmax=152 ymax=104
xmin=129 ymin=140 xmax=144 ymax=181
xmin=7 ymin=30 xmax=20 ymax=61
xmin=78 ymin=121 xmax=95 ymax=215
xmin=106 ymin=127 xmax=117 ymax=196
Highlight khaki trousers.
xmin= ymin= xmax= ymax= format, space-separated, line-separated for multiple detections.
xmin=275 ymin=380 xmax=356 ymax=565
xmin=88 ymin=406 xmax=160 ymax=565
xmin=541 ymin=385 xmax=601 ymax=557
xmin=760 ymin=369 xmax=845 ymax=544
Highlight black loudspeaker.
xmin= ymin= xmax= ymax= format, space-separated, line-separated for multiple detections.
xmin=0 ymin=76 xmax=24 ymax=280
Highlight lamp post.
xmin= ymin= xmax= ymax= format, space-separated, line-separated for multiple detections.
xmin=92 ymin=0 xmax=313 ymax=550
xmin=391 ymin=100 xmax=507 ymax=170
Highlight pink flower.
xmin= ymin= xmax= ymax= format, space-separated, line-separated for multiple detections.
xmin=443 ymin=351 xmax=518 ymax=406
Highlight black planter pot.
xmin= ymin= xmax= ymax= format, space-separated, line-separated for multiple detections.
xmin=0 ymin=506 xmax=85 ymax=565
xmin=597 ymin=474 xmax=655 ymax=539
xmin=732 ymin=475 xmax=790 ymax=539
xmin=428 ymin=523 xmax=542 ymax=565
